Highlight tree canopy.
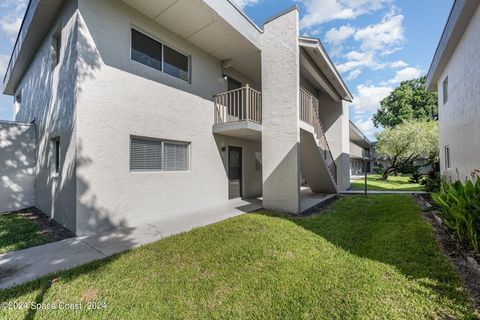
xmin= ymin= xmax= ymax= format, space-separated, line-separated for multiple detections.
xmin=373 ymin=76 xmax=438 ymax=128
xmin=374 ymin=120 xmax=439 ymax=180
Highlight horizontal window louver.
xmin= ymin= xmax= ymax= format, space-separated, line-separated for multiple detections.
xmin=130 ymin=137 xmax=189 ymax=172
xmin=130 ymin=138 xmax=163 ymax=171
xmin=164 ymin=143 xmax=189 ymax=171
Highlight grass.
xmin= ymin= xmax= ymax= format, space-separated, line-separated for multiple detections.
xmin=0 ymin=212 xmax=48 ymax=254
xmin=0 ymin=195 xmax=476 ymax=319
xmin=350 ymin=174 xmax=424 ymax=191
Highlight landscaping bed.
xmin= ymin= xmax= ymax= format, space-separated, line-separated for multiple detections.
xmin=0 ymin=208 xmax=73 ymax=254
xmin=0 ymin=195 xmax=476 ymax=319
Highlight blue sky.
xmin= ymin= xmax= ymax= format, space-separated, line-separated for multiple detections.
xmin=0 ymin=0 xmax=452 ymax=139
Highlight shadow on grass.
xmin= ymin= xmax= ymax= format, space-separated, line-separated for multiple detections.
xmin=259 ymin=195 xmax=470 ymax=308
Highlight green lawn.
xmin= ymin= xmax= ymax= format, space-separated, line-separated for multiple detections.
xmin=350 ymin=174 xmax=424 ymax=191
xmin=0 ymin=212 xmax=48 ymax=254
xmin=0 ymin=195 xmax=476 ymax=319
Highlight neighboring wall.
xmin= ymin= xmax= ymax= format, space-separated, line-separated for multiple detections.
xmin=349 ymin=142 xmax=364 ymax=159
xmin=438 ymin=6 xmax=480 ymax=181
xmin=75 ymin=0 xmax=260 ymax=235
xmin=0 ymin=121 xmax=36 ymax=212
xmin=12 ymin=0 xmax=78 ymax=232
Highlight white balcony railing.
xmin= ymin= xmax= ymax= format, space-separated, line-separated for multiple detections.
xmin=299 ymin=87 xmax=337 ymax=184
xmin=214 ymin=85 xmax=262 ymax=124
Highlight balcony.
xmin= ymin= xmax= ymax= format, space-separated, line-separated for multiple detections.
xmin=212 ymin=85 xmax=262 ymax=141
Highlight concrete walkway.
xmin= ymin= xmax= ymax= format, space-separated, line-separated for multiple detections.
xmin=0 ymin=198 xmax=262 ymax=290
xmin=341 ymin=190 xmax=427 ymax=194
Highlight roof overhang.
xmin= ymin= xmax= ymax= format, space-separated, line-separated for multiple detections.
xmin=349 ymin=121 xmax=371 ymax=149
xmin=122 ymin=0 xmax=262 ymax=85
xmin=426 ymin=0 xmax=480 ymax=92
xmin=3 ymin=0 xmax=64 ymax=95
xmin=299 ymin=36 xmax=353 ymax=102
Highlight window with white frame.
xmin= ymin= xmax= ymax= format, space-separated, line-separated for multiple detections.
xmin=443 ymin=76 xmax=448 ymax=105
xmin=444 ymin=145 xmax=451 ymax=169
xmin=51 ymin=137 xmax=61 ymax=175
xmin=131 ymin=29 xmax=190 ymax=82
xmin=130 ymin=137 xmax=189 ymax=171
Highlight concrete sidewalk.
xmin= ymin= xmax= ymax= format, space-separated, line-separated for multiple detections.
xmin=0 ymin=198 xmax=262 ymax=290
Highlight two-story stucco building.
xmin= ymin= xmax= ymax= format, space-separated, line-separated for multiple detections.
xmin=426 ymin=0 xmax=480 ymax=182
xmin=349 ymin=121 xmax=371 ymax=175
xmin=1 ymin=0 xmax=352 ymax=236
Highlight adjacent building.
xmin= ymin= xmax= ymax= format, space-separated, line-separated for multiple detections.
xmin=349 ymin=121 xmax=371 ymax=175
xmin=1 ymin=0 xmax=352 ymax=235
xmin=426 ymin=0 xmax=480 ymax=181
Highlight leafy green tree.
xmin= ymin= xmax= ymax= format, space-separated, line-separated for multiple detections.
xmin=373 ymin=76 xmax=438 ymax=128
xmin=375 ymin=120 xmax=439 ymax=180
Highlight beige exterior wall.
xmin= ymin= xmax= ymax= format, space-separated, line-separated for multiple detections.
xmin=74 ymin=0 xmax=260 ymax=235
xmin=0 ymin=121 xmax=36 ymax=213
xmin=437 ymin=5 xmax=480 ymax=181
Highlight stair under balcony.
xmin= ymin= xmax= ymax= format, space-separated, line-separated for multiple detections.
xmin=212 ymin=85 xmax=262 ymax=142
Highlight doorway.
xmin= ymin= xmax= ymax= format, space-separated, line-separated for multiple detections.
xmin=228 ymin=146 xmax=242 ymax=199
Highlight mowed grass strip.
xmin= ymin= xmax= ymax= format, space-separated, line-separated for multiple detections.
xmin=0 ymin=212 xmax=48 ymax=254
xmin=0 ymin=195 xmax=476 ymax=319
xmin=350 ymin=174 xmax=424 ymax=191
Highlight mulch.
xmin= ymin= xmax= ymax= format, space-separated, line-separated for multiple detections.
xmin=14 ymin=207 xmax=74 ymax=242
xmin=415 ymin=195 xmax=480 ymax=309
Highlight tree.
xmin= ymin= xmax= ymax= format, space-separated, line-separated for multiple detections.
xmin=373 ymin=76 xmax=438 ymax=128
xmin=374 ymin=120 xmax=439 ymax=180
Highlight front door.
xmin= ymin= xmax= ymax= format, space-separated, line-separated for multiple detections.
xmin=228 ymin=146 xmax=242 ymax=199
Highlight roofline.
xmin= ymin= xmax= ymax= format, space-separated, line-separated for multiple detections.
xmin=299 ymin=36 xmax=354 ymax=102
xmin=263 ymin=5 xmax=299 ymax=26
xmin=349 ymin=121 xmax=371 ymax=145
xmin=2 ymin=0 xmax=33 ymax=84
xmin=225 ymin=0 xmax=263 ymax=33
xmin=426 ymin=0 xmax=480 ymax=91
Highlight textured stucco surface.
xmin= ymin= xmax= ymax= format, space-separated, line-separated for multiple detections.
xmin=318 ymin=95 xmax=350 ymax=191
xmin=74 ymin=0 xmax=260 ymax=235
xmin=0 ymin=122 xmax=36 ymax=212
xmin=261 ymin=8 xmax=301 ymax=214
xmin=12 ymin=0 xmax=78 ymax=232
xmin=437 ymin=5 xmax=480 ymax=181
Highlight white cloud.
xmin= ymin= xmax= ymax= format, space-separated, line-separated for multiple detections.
xmin=389 ymin=60 xmax=408 ymax=68
xmin=354 ymin=118 xmax=376 ymax=137
xmin=300 ymin=0 xmax=389 ymax=28
xmin=388 ymin=67 xmax=422 ymax=84
xmin=351 ymin=84 xmax=392 ymax=115
xmin=354 ymin=13 xmax=405 ymax=53
xmin=232 ymin=0 xmax=261 ymax=9
xmin=325 ymin=25 xmax=355 ymax=45
xmin=0 ymin=0 xmax=28 ymax=43
xmin=337 ymin=51 xmax=385 ymax=73
xmin=346 ymin=69 xmax=362 ymax=81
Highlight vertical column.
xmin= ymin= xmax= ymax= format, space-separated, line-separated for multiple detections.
xmin=261 ymin=7 xmax=301 ymax=214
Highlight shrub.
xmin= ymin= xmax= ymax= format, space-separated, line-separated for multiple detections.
xmin=420 ymin=163 xmax=441 ymax=192
xmin=432 ymin=176 xmax=480 ymax=253
xmin=409 ymin=167 xmax=423 ymax=183
xmin=373 ymin=163 xmax=384 ymax=175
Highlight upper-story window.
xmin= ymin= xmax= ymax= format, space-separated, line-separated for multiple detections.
xmin=51 ymin=28 xmax=62 ymax=69
xmin=442 ymin=76 xmax=448 ymax=105
xmin=131 ymin=29 xmax=190 ymax=83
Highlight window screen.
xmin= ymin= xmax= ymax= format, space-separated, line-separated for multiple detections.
xmin=444 ymin=145 xmax=451 ymax=169
xmin=130 ymin=138 xmax=163 ymax=171
xmin=164 ymin=142 xmax=189 ymax=171
xmin=130 ymin=137 xmax=189 ymax=171
xmin=443 ymin=77 xmax=448 ymax=105
xmin=163 ymin=45 xmax=189 ymax=82
xmin=131 ymin=29 xmax=162 ymax=71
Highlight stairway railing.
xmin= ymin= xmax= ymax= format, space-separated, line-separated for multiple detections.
xmin=299 ymin=87 xmax=337 ymax=184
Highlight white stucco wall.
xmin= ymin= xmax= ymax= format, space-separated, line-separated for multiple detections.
xmin=0 ymin=121 xmax=36 ymax=213
xmin=437 ymin=5 xmax=480 ymax=182
xmin=261 ymin=8 xmax=301 ymax=214
xmin=349 ymin=142 xmax=365 ymax=159
xmin=12 ymin=0 xmax=78 ymax=231
xmin=318 ymin=95 xmax=350 ymax=191
xmin=74 ymin=0 xmax=260 ymax=235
